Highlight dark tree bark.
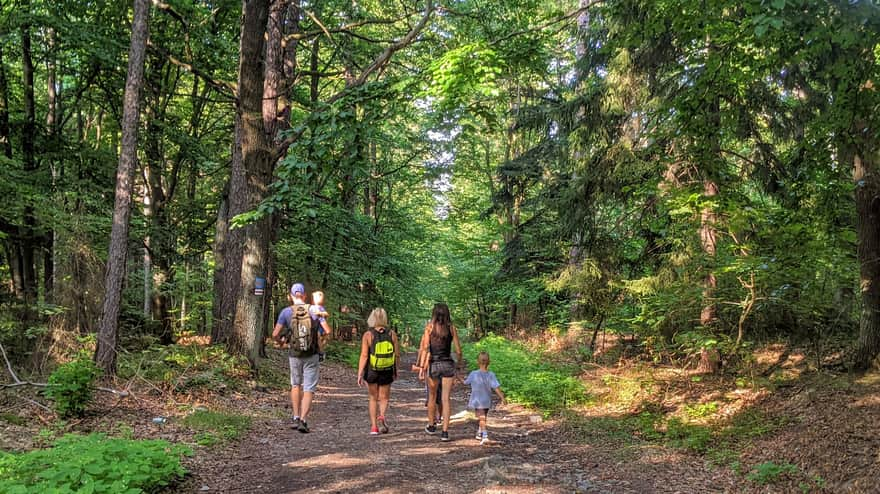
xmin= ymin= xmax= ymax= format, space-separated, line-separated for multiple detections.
xmin=850 ymin=136 xmax=880 ymax=370
xmin=0 ymin=44 xmax=11 ymax=160
xmin=20 ymin=2 xmax=37 ymax=302
xmin=216 ymin=114 xmax=245 ymax=345
xmin=95 ymin=0 xmax=151 ymax=375
xmin=227 ymin=0 xmax=272 ymax=365
xmin=211 ymin=184 xmax=230 ymax=341
xmin=45 ymin=27 xmax=59 ymax=303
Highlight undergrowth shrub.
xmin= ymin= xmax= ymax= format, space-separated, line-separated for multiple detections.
xmin=324 ymin=341 xmax=360 ymax=368
xmin=0 ymin=433 xmax=191 ymax=493
xmin=463 ymin=333 xmax=588 ymax=411
xmin=117 ymin=343 xmax=247 ymax=390
xmin=180 ymin=410 xmax=252 ymax=447
xmin=44 ymin=357 xmax=101 ymax=418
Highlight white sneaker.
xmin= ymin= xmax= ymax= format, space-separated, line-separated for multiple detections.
xmin=479 ymin=433 xmax=489 ymax=445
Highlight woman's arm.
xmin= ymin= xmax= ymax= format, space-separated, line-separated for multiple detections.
xmin=357 ymin=332 xmax=371 ymax=386
xmin=417 ymin=325 xmax=431 ymax=379
xmin=451 ymin=325 xmax=463 ymax=367
xmin=392 ymin=331 xmax=400 ymax=378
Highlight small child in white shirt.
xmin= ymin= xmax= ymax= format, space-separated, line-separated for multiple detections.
xmin=463 ymin=351 xmax=506 ymax=445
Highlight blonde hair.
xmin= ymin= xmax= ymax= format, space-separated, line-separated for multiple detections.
xmin=478 ymin=351 xmax=490 ymax=366
xmin=367 ymin=308 xmax=387 ymax=328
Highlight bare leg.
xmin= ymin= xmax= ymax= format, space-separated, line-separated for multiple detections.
xmin=426 ymin=377 xmax=439 ymax=427
xmin=479 ymin=414 xmax=487 ymax=433
xmin=290 ymin=386 xmax=301 ymax=417
xmin=368 ymin=383 xmax=379 ymax=429
xmin=301 ymin=391 xmax=313 ymax=421
xmin=378 ymin=384 xmax=391 ymax=418
xmin=441 ymin=375 xmax=454 ymax=432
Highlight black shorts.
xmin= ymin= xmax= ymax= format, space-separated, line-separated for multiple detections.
xmin=429 ymin=359 xmax=456 ymax=379
xmin=364 ymin=368 xmax=394 ymax=385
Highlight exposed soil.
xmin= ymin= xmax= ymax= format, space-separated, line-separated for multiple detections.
xmin=184 ymin=351 xmax=737 ymax=494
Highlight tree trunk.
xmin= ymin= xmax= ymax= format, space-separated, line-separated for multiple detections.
xmin=95 ymin=0 xmax=150 ymax=375
xmin=211 ymin=184 xmax=230 ymax=341
xmin=851 ymin=138 xmax=880 ymax=369
xmin=45 ymin=27 xmax=59 ymax=303
xmin=699 ymin=179 xmax=719 ymax=326
xmin=20 ymin=2 xmax=37 ymax=302
xmin=0 ymin=44 xmax=11 ymax=160
xmin=227 ymin=0 xmax=272 ymax=366
xmin=216 ymin=114 xmax=245 ymax=345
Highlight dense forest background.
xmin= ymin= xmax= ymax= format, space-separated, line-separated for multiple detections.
xmin=0 ymin=0 xmax=878 ymax=375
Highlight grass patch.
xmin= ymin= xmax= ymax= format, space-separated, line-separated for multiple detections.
xmin=180 ymin=410 xmax=252 ymax=447
xmin=746 ymin=461 xmax=799 ymax=484
xmin=0 ymin=433 xmax=190 ymax=493
xmin=563 ymin=400 xmax=788 ymax=461
xmin=463 ymin=334 xmax=589 ymax=412
xmin=0 ymin=413 xmax=26 ymax=427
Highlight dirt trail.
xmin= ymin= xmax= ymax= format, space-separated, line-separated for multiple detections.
xmin=190 ymin=353 xmax=731 ymax=493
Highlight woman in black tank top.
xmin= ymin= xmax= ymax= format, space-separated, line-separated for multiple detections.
xmin=417 ymin=303 xmax=462 ymax=441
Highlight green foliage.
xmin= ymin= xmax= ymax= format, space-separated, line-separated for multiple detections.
xmin=463 ymin=334 xmax=588 ymax=411
xmin=746 ymin=461 xmax=799 ymax=485
xmin=0 ymin=433 xmax=191 ymax=493
xmin=180 ymin=410 xmax=252 ymax=447
xmin=0 ymin=413 xmax=27 ymax=426
xmin=684 ymin=402 xmax=719 ymax=419
xmin=44 ymin=357 xmax=101 ymax=418
xmin=324 ymin=341 xmax=361 ymax=369
xmin=117 ymin=344 xmax=247 ymax=390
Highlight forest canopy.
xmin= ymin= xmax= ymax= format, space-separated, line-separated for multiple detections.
xmin=0 ymin=0 xmax=877 ymax=374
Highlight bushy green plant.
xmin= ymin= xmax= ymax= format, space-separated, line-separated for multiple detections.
xmin=746 ymin=461 xmax=799 ymax=484
xmin=463 ymin=334 xmax=589 ymax=411
xmin=0 ymin=433 xmax=191 ymax=493
xmin=323 ymin=341 xmax=360 ymax=368
xmin=44 ymin=358 xmax=101 ymax=418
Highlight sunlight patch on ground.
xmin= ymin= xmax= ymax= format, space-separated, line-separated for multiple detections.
xmin=849 ymin=394 xmax=880 ymax=408
xmin=283 ymin=452 xmax=370 ymax=468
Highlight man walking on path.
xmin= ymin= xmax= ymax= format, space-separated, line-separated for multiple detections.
xmin=273 ymin=283 xmax=330 ymax=433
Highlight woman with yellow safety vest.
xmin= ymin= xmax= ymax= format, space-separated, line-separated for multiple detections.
xmin=357 ymin=308 xmax=399 ymax=435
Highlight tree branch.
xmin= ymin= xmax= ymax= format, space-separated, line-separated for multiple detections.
xmin=147 ymin=42 xmax=236 ymax=97
xmin=489 ymin=2 xmax=605 ymax=46
xmin=0 ymin=341 xmax=22 ymax=384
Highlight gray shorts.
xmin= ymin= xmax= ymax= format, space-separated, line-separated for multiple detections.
xmin=289 ymin=354 xmax=320 ymax=392
xmin=429 ymin=359 xmax=456 ymax=379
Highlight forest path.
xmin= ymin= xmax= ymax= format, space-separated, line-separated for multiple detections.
xmin=189 ymin=352 xmax=731 ymax=493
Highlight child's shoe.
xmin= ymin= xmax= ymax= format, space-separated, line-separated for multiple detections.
xmin=440 ymin=430 xmax=450 ymax=442
xmin=378 ymin=416 xmax=389 ymax=433
xmin=370 ymin=426 xmax=380 ymax=435
xmin=425 ymin=424 xmax=437 ymax=435
xmin=479 ymin=432 xmax=489 ymax=445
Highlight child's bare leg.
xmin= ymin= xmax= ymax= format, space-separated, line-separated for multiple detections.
xmin=479 ymin=414 xmax=487 ymax=433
